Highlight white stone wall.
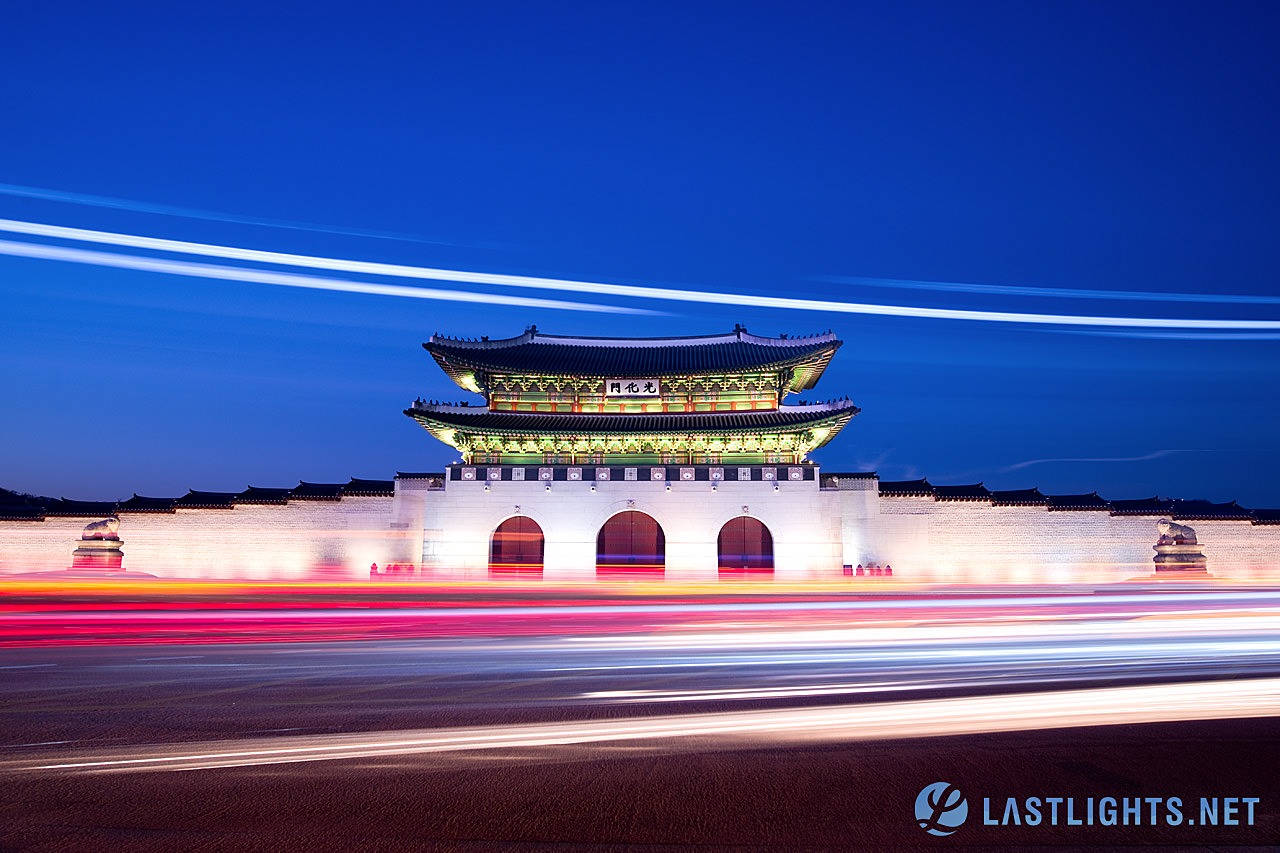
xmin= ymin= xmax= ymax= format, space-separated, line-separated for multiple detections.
xmin=421 ymin=475 xmax=842 ymax=582
xmin=1 ymin=474 xmax=1274 ymax=582
xmin=0 ymin=497 xmax=401 ymax=580
xmin=859 ymin=496 xmax=1276 ymax=583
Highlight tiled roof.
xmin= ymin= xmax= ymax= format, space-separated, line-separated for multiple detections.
xmin=426 ymin=326 xmax=841 ymax=391
xmin=1253 ymin=509 xmax=1280 ymax=525
xmin=1046 ymin=492 xmax=1111 ymax=511
xmin=0 ymin=489 xmax=45 ymax=519
xmin=117 ymin=494 xmax=177 ymax=513
xmin=1109 ymin=497 xmax=1176 ymax=516
xmin=42 ymin=499 xmax=120 ymax=517
xmin=291 ymin=482 xmax=344 ymax=501
xmin=174 ymin=490 xmax=238 ymax=509
xmin=0 ymin=504 xmax=44 ymax=520
xmin=878 ymin=478 xmax=934 ymax=497
xmin=934 ymin=483 xmax=992 ymax=501
xmin=235 ymin=486 xmax=292 ymax=505
xmin=345 ymin=477 xmax=396 ymax=496
xmin=0 ymin=477 xmax=400 ymax=522
xmin=989 ymin=488 xmax=1049 ymax=506
xmin=407 ymin=402 xmax=859 ymax=437
xmin=1171 ymin=499 xmax=1253 ymax=521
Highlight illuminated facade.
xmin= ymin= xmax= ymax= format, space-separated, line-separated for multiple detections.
xmin=1 ymin=326 xmax=1277 ymax=583
xmin=407 ymin=325 xmax=857 ymax=465
xmin=401 ymin=326 xmax=859 ymax=579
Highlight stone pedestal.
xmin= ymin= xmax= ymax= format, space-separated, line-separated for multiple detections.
xmin=72 ymin=538 xmax=124 ymax=572
xmin=1152 ymin=542 xmax=1208 ymax=574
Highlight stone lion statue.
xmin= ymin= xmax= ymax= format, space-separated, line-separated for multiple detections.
xmin=1156 ymin=518 xmax=1196 ymax=545
xmin=81 ymin=517 xmax=120 ymax=540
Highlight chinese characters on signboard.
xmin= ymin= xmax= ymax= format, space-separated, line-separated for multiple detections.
xmin=604 ymin=378 xmax=661 ymax=398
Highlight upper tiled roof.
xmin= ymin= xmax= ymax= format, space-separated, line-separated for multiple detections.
xmin=426 ymin=326 xmax=841 ymax=392
xmin=1046 ymin=492 xmax=1111 ymax=511
xmin=407 ymin=402 xmax=858 ymax=438
xmin=878 ymin=478 xmax=934 ymax=497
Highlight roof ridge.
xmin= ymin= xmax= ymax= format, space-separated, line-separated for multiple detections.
xmin=428 ymin=327 xmax=839 ymax=350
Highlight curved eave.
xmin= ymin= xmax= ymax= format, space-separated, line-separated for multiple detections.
xmin=785 ymin=345 xmax=840 ymax=392
xmin=424 ymin=338 xmax=842 ymax=393
xmin=404 ymin=404 xmax=858 ymax=450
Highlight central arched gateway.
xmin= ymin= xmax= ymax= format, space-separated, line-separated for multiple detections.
xmin=718 ymin=516 xmax=774 ymax=578
xmin=489 ymin=516 xmax=545 ymax=577
xmin=596 ymin=511 xmax=665 ymax=579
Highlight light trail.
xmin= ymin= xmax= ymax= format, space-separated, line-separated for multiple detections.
xmin=0 ymin=182 xmax=481 ymax=246
xmin=1 ymin=218 xmax=1278 ymax=328
xmin=11 ymin=677 xmax=1278 ymax=773
xmin=826 ymin=274 xmax=1280 ymax=305
xmin=0 ymin=239 xmax=643 ymax=315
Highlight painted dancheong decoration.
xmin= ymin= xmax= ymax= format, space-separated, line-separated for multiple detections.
xmin=407 ymin=324 xmax=857 ymax=466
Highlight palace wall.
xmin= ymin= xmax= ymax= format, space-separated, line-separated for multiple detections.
xmin=0 ymin=497 xmax=402 ymax=580
xmin=0 ymin=472 xmax=1274 ymax=582
xmin=839 ymin=491 xmax=1276 ymax=583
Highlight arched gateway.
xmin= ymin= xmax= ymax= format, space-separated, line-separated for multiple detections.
xmin=489 ymin=516 xmax=544 ymax=577
xmin=718 ymin=516 xmax=774 ymax=577
xmin=597 ymin=511 xmax=665 ymax=579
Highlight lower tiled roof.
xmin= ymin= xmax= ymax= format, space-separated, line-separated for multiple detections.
xmin=407 ymin=404 xmax=858 ymax=435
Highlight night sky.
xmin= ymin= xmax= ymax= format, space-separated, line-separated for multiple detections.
xmin=2 ymin=2 xmax=1278 ymax=507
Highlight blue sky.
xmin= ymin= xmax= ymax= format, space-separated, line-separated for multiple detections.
xmin=2 ymin=2 xmax=1278 ymax=506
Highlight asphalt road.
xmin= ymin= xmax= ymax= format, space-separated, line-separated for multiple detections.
xmin=1 ymin=587 xmax=1277 ymax=849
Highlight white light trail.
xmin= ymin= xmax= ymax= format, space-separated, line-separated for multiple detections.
xmin=826 ymin=274 xmax=1280 ymax=305
xmin=0 ymin=239 xmax=644 ymax=314
xmin=1 ymin=218 xmax=1278 ymax=329
xmin=0 ymin=182 xmax=479 ymax=247
xmin=14 ymin=677 xmax=1279 ymax=773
